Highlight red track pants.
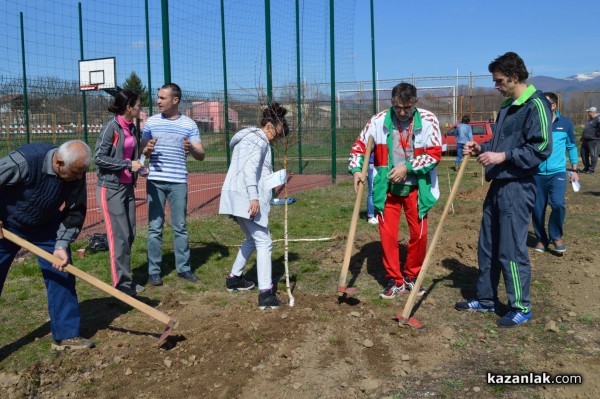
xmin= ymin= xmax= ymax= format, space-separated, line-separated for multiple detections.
xmin=378 ymin=190 xmax=428 ymax=284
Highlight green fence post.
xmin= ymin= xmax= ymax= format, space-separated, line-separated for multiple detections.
xmin=145 ymin=0 xmax=153 ymax=115
xmin=370 ymin=0 xmax=377 ymax=116
xmin=78 ymin=2 xmax=88 ymax=144
xmin=220 ymin=0 xmax=231 ymax=166
xmin=264 ymin=0 xmax=273 ymax=106
xmin=161 ymin=0 xmax=171 ymax=84
xmin=295 ymin=0 xmax=303 ymax=174
xmin=265 ymin=0 xmax=274 ymax=193
xmin=330 ymin=0 xmax=336 ymax=184
xmin=19 ymin=12 xmax=30 ymax=144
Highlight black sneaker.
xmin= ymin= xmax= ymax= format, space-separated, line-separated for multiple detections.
xmin=226 ymin=274 xmax=255 ymax=292
xmin=52 ymin=337 xmax=95 ymax=351
xmin=149 ymin=274 xmax=163 ymax=286
xmin=117 ymin=285 xmax=138 ymax=297
xmin=258 ymin=290 xmax=282 ymax=310
xmin=177 ymin=271 xmax=198 ymax=282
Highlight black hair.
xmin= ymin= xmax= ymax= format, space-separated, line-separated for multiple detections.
xmin=461 ymin=115 xmax=470 ymax=124
xmin=260 ymin=102 xmax=289 ymax=137
xmin=107 ymin=89 xmax=139 ymax=115
xmin=544 ymin=92 xmax=558 ymax=105
xmin=161 ymin=83 xmax=182 ymax=100
xmin=488 ymin=52 xmax=529 ymax=83
xmin=391 ymin=83 xmax=417 ymax=102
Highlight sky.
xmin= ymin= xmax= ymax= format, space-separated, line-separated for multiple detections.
xmin=353 ymin=0 xmax=600 ymax=81
xmin=2 ymin=0 xmax=599 ymax=95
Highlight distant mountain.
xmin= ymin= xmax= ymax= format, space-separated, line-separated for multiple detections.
xmin=530 ymin=72 xmax=600 ymax=92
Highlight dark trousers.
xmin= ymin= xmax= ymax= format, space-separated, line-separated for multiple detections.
xmin=580 ymin=140 xmax=598 ymax=172
xmin=476 ymin=178 xmax=535 ymax=313
xmin=0 ymin=226 xmax=80 ymax=341
xmin=97 ymin=184 xmax=136 ymax=290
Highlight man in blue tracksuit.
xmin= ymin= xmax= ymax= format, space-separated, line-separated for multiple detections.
xmin=455 ymin=52 xmax=552 ymax=328
xmin=532 ymin=92 xmax=579 ymax=254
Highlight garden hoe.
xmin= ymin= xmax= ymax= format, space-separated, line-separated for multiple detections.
xmin=397 ymin=155 xmax=470 ymax=329
xmin=1 ymin=228 xmax=178 ymax=346
xmin=337 ymin=136 xmax=374 ymax=296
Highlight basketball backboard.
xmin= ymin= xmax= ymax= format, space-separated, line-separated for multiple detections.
xmin=79 ymin=57 xmax=116 ymax=91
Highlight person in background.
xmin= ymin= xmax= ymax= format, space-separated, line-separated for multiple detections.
xmin=455 ymin=115 xmax=473 ymax=171
xmin=95 ymin=89 xmax=145 ymax=296
xmin=455 ymin=52 xmax=552 ymax=328
xmin=366 ymin=151 xmax=378 ymax=224
xmin=348 ymin=82 xmax=442 ymax=299
xmin=219 ymin=103 xmax=290 ymax=310
xmin=0 ymin=140 xmax=95 ymax=350
xmin=580 ymin=106 xmax=600 ymax=173
xmin=141 ymin=83 xmax=205 ymax=286
xmin=532 ymin=92 xmax=578 ymax=254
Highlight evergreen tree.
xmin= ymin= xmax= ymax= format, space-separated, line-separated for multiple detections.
xmin=123 ymin=71 xmax=149 ymax=107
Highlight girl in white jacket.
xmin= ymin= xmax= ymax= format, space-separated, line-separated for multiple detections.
xmin=219 ymin=103 xmax=289 ymax=309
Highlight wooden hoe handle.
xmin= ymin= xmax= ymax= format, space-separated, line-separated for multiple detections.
xmin=338 ymin=136 xmax=374 ymax=293
xmin=1 ymin=228 xmax=177 ymax=329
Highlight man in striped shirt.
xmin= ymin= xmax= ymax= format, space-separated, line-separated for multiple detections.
xmin=141 ymin=83 xmax=205 ymax=286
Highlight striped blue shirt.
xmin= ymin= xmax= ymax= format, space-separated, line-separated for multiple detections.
xmin=142 ymin=113 xmax=201 ymax=183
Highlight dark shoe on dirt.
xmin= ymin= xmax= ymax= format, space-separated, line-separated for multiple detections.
xmin=258 ymin=290 xmax=282 ymax=310
xmin=149 ymin=274 xmax=163 ymax=286
xmin=226 ymin=274 xmax=256 ymax=292
xmin=496 ymin=310 xmax=532 ymax=328
xmin=117 ymin=285 xmax=138 ymax=297
xmin=177 ymin=271 xmax=198 ymax=282
xmin=533 ymin=242 xmax=546 ymax=253
xmin=455 ymin=299 xmax=495 ymax=312
xmin=553 ymin=238 xmax=566 ymax=253
xmin=52 ymin=337 xmax=95 ymax=351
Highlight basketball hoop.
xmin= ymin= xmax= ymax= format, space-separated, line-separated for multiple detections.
xmin=80 ymin=84 xmax=99 ymax=92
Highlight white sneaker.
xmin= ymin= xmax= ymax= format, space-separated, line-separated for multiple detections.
xmin=367 ymin=217 xmax=379 ymax=225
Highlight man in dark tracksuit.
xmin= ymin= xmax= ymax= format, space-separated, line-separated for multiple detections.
xmin=455 ymin=52 xmax=552 ymax=328
xmin=0 ymin=140 xmax=96 ymax=349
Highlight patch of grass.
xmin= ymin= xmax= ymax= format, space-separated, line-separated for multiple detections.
xmin=328 ymin=335 xmax=343 ymax=345
xmin=247 ymin=332 xmax=265 ymax=344
xmin=578 ymin=315 xmax=594 ymax=323
xmin=315 ymin=314 xmax=331 ymax=322
xmin=442 ymin=378 xmax=463 ymax=390
xmin=450 ymin=338 xmax=467 ymax=349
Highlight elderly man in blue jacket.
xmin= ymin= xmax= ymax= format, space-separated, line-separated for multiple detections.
xmin=455 ymin=52 xmax=552 ymax=328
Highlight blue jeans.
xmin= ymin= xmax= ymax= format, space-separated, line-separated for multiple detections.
xmin=367 ymin=165 xmax=375 ymax=218
xmin=0 ymin=226 xmax=80 ymax=341
xmin=455 ymin=142 xmax=466 ymax=166
xmin=147 ymin=180 xmax=191 ymax=275
xmin=532 ymin=173 xmax=567 ymax=245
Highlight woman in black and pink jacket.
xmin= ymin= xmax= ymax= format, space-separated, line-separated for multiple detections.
xmin=94 ymin=90 xmax=144 ymax=296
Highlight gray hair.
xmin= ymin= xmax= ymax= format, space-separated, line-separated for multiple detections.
xmin=57 ymin=140 xmax=91 ymax=168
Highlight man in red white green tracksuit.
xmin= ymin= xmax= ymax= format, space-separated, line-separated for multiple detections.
xmin=348 ymin=83 xmax=442 ymax=299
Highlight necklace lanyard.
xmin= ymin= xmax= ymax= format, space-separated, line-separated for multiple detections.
xmin=394 ymin=114 xmax=413 ymax=152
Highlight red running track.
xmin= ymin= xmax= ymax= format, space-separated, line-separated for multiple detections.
xmin=83 ymin=172 xmax=352 ymax=235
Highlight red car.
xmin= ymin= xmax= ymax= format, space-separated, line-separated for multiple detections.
xmin=442 ymin=120 xmax=495 ymax=152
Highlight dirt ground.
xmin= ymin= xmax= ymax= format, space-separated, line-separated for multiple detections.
xmin=1 ymin=172 xmax=599 ymax=399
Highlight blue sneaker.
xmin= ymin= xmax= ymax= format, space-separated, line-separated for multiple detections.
xmin=496 ymin=310 xmax=532 ymax=328
xmin=455 ymin=299 xmax=495 ymax=312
